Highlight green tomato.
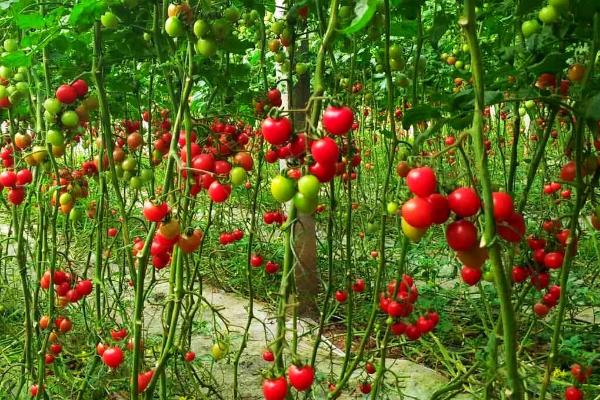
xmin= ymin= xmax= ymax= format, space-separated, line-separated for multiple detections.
xmin=297 ymin=174 xmax=320 ymax=198
xmin=115 ymin=165 xmax=124 ymax=178
xmin=455 ymin=60 xmax=464 ymax=70
xmin=0 ymin=85 xmax=7 ymax=99
xmin=44 ymin=98 xmax=61 ymax=114
xmin=389 ymin=58 xmax=405 ymax=71
xmin=211 ymin=19 xmax=232 ymax=40
xmin=338 ymin=5 xmax=354 ymax=19
xmin=389 ymin=45 xmax=402 ymax=61
xmin=122 ymin=156 xmax=137 ymax=172
xmin=143 ymin=32 xmax=152 ymax=41
xmin=13 ymin=73 xmax=24 ymax=82
xmin=280 ymin=60 xmax=290 ymax=73
xmin=538 ymin=5 xmax=559 ymax=24
xmin=270 ymin=21 xmax=285 ymax=35
xmin=69 ymin=208 xmax=82 ymax=222
xmin=549 ymin=0 xmax=569 ymax=11
xmin=482 ymin=269 xmax=495 ymax=283
xmin=230 ymin=166 xmax=247 ymax=185
xmin=295 ymin=62 xmax=308 ymax=75
xmin=397 ymin=147 xmax=410 ymax=161
xmin=521 ymin=19 xmax=541 ymax=38
xmin=196 ymin=39 xmax=217 ymax=57
xmin=396 ymin=73 xmax=410 ymax=88
xmin=274 ymin=52 xmax=286 ymax=64
xmin=461 ymin=43 xmax=469 ymax=53
xmin=0 ymin=66 xmax=13 ymax=80
xmin=61 ymin=110 xmax=79 ymax=128
xmin=129 ymin=176 xmax=143 ymax=190
xmin=140 ymin=168 xmax=153 ymax=182
xmin=165 ymin=16 xmax=185 ymax=37
xmin=3 ymin=38 xmax=18 ymax=52
xmin=518 ymin=107 xmax=527 ymax=117
xmin=223 ymin=6 xmax=240 ymax=22
xmin=293 ymin=192 xmax=317 ymax=214
xmin=15 ymin=82 xmax=29 ymax=94
xmin=122 ymin=170 xmax=133 ymax=181
xmin=270 ymin=175 xmax=296 ymax=202
xmin=101 ymin=12 xmax=119 ymax=29
xmin=366 ymin=222 xmax=378 ymax=234
xmin=44 ymin=111 xmax=56 ymax=123
xmin=525 ymin=100 xmax=536 ymax=109
xmin=46 ymin=129 xmax=64 ymax=147
xmin=193 ymin=19 xmax=211 ymax=38
xmin=386 ymin=201 xmax=399 ymax=215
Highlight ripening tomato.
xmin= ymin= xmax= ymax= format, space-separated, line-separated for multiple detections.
xmin=446 ymin=220 xmax=478 ymax=251
xmin=567 ymin=64 xmax=586 ymax=83
xmin=287 ymin=364 xmax=315 ymax=391
xmin=401 ymin=218 xmax=427 ymax=242
xmin=262 ymin=376 xmax=288 ymax=400
xmin=448 ymin=187 xmax=480 ymax=217
xmin=406 ymin=167 xmax=437 ymax=197
xmin=322 ymin=105 xmax=354 ymax=135
xmin=456 ymin=246 xmax=488 ymax=269
xmin=401 ymin=197 xmax=434 ymax=228
xmin=262 ymin=116 xmax=293 ymax=145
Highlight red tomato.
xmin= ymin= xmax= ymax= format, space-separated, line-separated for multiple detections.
xmin=250 ymin=254 xmax=264 ymax=267
xmin=401 ymin=197 xmax=434 ymax=228
xmin=533 ymin=302 xmax=550 ymax=317
xmin=511 ymin=266 xmax=529 ymax=283
xmin=309 ymin=162 xmax=336 ymax=182
xmin=322 ymin=105 xmax=354 ymax=135
xmin=71 ymin=79 xmax=88 ymax=97
xmin=461 ymin=266 xmax=482 ymax=286
xmin=427 ymin=193 xmax=450 ymax=224
xmin=102 ymin=347 xmax=124 ymax=369
xmin=565 ymin=387 xmax=583 ymax=400
xmin=448 ymin=187 xmax=481 ymax=217
xmin=262 ymin=350 xmax=275 ymax=362
xmin=137 ymin=370 xmax=154 ymax=393
xmin=184 ymin=351 xmax=195 ymax=362
xmin=287 ymin=364 xmax=315 ymax=391
xmin=261 ymin=116 xmax=293 ymax=145
xmin=311 ymin=137 xmax=339 ymax=165
xmin=497 ymin=212 xmax=526 ymax=242
xmin=446 ymin=220 xmax=478 ymax=251
xmin=56 ymin=84 xmax=78 ymax=104
xmin=262 ymin=376 xmax=288 ymax=400
xmin=492 ymin=192 xmax=514 ymax=221
xmin=143 ymin=200 xmax=169 ymax=222
xmin=406 ymin=167 xmax=437 ymax=197
xmin=405 ymin=324 xmax=421 ymax=340
xmin=560 ymin=161 xmax=576 ymax=182
xmin=335 ymin=290 xmax=348 ymax=303
xmin=544 ymin=252 xmax=564 ymax=269
xmin=207 ymin=181 xmax=231 ymax=203
xmin=351 ymin=278 xmax=366 ymax=293
xmin=16 ymin=169 xmax=33 ymax=185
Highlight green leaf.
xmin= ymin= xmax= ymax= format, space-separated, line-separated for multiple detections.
xmin=69 ymin=0 xmax=106 ymax=28
xmin=584 ymin=94 xmax=600 ymax=123
xmin=390 ymin=20 xmax=417 ymax=37
xmin=341 ymin=0 xmax=378 ymax=35
xmin=0 ymin=51 xmax=31 ymax=68
xmin=528 ymin=52 xmax=566 ymax=75
xmin=14 ymin=13 xmax=45 ymax=30
xmin=429 ymin=13 xmax=450 ymax=48
xmin=402 ymin=105 xmax=441 ymax=130
xmin=221 ymin=37 xmax=253 ymax=55
xmin=516 ymin=0 xmax=544 ymax=15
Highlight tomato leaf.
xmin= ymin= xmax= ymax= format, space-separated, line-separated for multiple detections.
xmin=516 ymin=0 xmax=544 ymax=15
xmin=69 ymin=0 xmax=106 ymax=29
xmin=221 ymin=37 xmax=254 ymax=55
xmin=584 ymin=94 xmax=600 ymax=123
xmin=341 ymin=0 xmax=378 ymax=36
xmin=390 ymin=20 xmax=417 ymax=37
xmin=402 ymin=105 xmax=441 ymax=130
xmin=429 ymin=13 xmax=451 ymax=49
xmin=528 ymin=52 xmax=566 ymax=75
xmin=0 ymin=51 xmax=31 ymax=68
xmin=14 ymin=13 xmax=45 ymax=30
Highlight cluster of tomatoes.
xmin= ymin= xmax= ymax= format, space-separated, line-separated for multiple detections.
xmin=0 ymin=166 xmax=32 ymax=205
xmin=255 ymin=88 xmax=283 ymax=116
xmin=139 ymin=201 xmax=203 ymax=269
xmin=39 ymin=270 xmax=93 ymax=305
xmin=264 ymin=105 xmax=357 ymax=213
xmin=48 ymin=167 xmax=90 ymax=215
xmin=175 ymin=119 xmax=255 ymax=203
xmin=262 ymin=363 xmax=315 ymax=400
xmin=219 ymin=228 xmax=244 ymax=245
xmin=399 ymin=166 xmax=525 ymax=286
xmin=263 ymin=210 xmax=287 ymax=225
xmin=38 ymin=314 xmax=72 ymax=368
xmin=250 ymin=254 xmax=280 ymax=274
xmin=564 ymin=363 xmax=592 ymax=400
xmin=378 ymin=275 xmax=439 ymax=341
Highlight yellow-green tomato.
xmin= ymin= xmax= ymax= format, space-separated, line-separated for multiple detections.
xmin=230 ymin=166 xmax=247 ymax=185
xmin=270 ymin=175 xmax=296 ymax=202
xmin=386 ymin=201 xmax=399 ymax=215
xmin=211 ymin=342 xmax=228 ymax=360
xmin=401 ymin=217 xmax=427 ymax=242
